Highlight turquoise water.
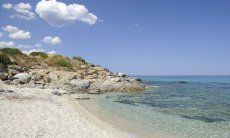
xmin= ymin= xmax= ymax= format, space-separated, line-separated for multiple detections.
xmin=97 ymin=76 xmax=230 ymax=137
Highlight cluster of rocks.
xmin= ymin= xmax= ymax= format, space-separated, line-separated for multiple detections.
xmin=0 ymin=89 xmax=14 ymax=95
xmin=1 ymin=63 xmax=146 ymax=94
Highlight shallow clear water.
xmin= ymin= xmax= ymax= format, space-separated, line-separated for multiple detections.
xmin=97 ymin=76 xmax=230 ymax=138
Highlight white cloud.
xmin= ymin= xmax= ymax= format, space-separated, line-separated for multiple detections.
xmin=47 ymin=50 xmax=57 ymax=54
xmin=2 ymin=3 xmax=13 ymax=9
xmin=34 ymin=43 xmax=42 ymax=48
xmin=0 ymin=41 xmax=15 ymax=48
xmin=2 ymin=3 xmax=36 ymax=20
xmin=43 ymin=36 xmax=62 ymax=45
xmin=2 ymin=26 xmax=19 ymax=33
xmin=9 ymin=30 xmax=31 ymax=39
xmin=22 ymin=49 xmax=45 ymax=54
xmin=0 ymin=41 xmax=31 ymax=50
xmin=12 ymin=3 xmax=36 ymax=20
xmin=2 ymin=25 xmax=31 ymax=39
xmin=35 ymin=0 xmax=97 ymax=27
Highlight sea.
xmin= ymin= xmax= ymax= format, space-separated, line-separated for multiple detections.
xmin=82 ymin=76 xmax=230 ymax=137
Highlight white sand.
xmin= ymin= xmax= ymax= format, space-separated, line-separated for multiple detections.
xmin=0 ymin=85 xmax=128 ymax=138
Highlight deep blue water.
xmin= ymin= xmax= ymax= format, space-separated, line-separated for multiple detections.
xmin=98 ymin=76 xmax=230 ymax=137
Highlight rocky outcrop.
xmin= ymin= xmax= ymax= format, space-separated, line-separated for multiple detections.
xmin=0 ymin=49 xmax=147 ymax=94
xmin=1 ymin=67 xmax=146 ymax=94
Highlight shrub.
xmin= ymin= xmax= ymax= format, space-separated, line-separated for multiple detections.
xmin=30 ymin=52 xmax=48 ymax=58
xmin=72 ymin=56 xmax=86 ymax=64
xmin=54 ymin=60 xmax=73 ymax=68
xmin=0 ymin=48 xmax=22 ymax=56
xmin=0 ymin=54 xmax=11 ymax=66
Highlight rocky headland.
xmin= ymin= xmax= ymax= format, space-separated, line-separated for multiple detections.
xmin=0 ymin=48 xmax=146 ymax=95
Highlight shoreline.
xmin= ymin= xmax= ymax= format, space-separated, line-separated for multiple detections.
xmin=63 ymin=94 xmax=130 ymax=138
xmin=78 ymin=94 xmax=178 ymax=138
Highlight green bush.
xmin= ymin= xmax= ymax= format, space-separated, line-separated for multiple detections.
xmin=72 ymin=56 xmax=86 ymax=64
xmin=30 ymin=52 xmax=48 ymax=58
xmin=0 ymin=48 xmax=22 ymax=56
xmin=54 ymin=60 xmax=73 ymax=68
xmin=0 ymin=54 xmax=11 ymax=66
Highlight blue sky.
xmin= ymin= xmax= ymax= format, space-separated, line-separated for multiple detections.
xmin=0 ymin=0 xmax=230 ymax=75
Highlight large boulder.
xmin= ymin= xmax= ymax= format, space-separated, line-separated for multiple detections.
xmin=69 ymin=79 xmax=91 ymax=90
xmin=14 ymin=73 xmax=31 ymax=83
xmin=8 ymin=65 xmax=24 ymax=72
xmin=90 ymin=78 xmax=145 ymax=92
xmin=117 ymin=72 xmax=126 ymax=77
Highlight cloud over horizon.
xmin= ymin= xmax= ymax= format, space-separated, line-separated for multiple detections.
xmin=0 ymin=40 xmax=31 ymax=50
xmin=0 ymin=41 xmax=15 ymax=48
xmin=35 ymin=0 xmax=98 ymax=27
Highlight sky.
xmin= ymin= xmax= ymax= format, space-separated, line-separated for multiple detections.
xmin=0 ymin=0 xmax=230 ymax=75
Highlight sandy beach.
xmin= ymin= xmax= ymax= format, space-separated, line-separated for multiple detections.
xmin=0 ymin=84 xmax=128 ymax=138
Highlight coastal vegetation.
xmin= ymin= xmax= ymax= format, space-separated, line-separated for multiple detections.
xmin=0 ymin=48 xmax=23 ymax=56
xmin=0 ymin=54 xmax=11 ymax=66
xmin=72 ymin=56 xmax=86 ymax=64
xmin=29 ymin=52 xmax=48 ymax=58
xmin=54 ymin=60 xmax=73 ymax=68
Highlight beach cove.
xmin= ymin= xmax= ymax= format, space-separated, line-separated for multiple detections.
xmin=0 ymin=84 xmax=129 ymax=138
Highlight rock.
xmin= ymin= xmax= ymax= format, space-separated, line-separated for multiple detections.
xmin=81 ymin=65 xmax=87 ymax=69
xmin=11 ymin=79 xmax=21 ymax=85
xmin=9 ymin=69 xmax=20 ymax=76
xmin=108 ymin=77 xmax=121 ymax=82
xmin=8 ymin=65 xmax=24 ymax=72
xmin=5 ymin=89 xmax=14 ymax=93
xmin=88 ymin=89 xmax=101 ymax=94
xmin=0 ymin=89 xmax=5 ymax=93
xmin=45 ymin=71 xmax=50 ymax=74
xmin=85 ymin=74 xmax=98 ymax=79
xmin=52 ymin=91 xmax=61 ymax=96
xmin=30 ymin=73 xmax=44 ymax=81
xmin=98 ymin=71 xmax=110 ymax=76
xmin=117 ymin=72 xmax=126 ymax=77
xmin=0 ymin=66 xmax=7 ymax=72
xmin=14 ymin=73 xmax=31 ymax=83
xmin=92 ymin=79 xmax=145 ymax=92
xmin=135 ymin=78 xmax=142 ymax=82
xmin=94 ymin=66 xmax=105 ymax=71
xmin=88 ymin=69 xmax=97 ymax=75
xmin=3 ymin=80 xmax=11 ymax=85
xmin=128 ymin=78 xmax=142 ymax=82
xmin=0 ymin=72 xmax=8 ymax=80
xmin=11 ymin=61 xmax=18 ymax=65
xmin=69 ymin=79 xmax=91 ymax=90
xmin=75 ymin=97 xmax=90 ymax=100
xmin=7 ymin=75 xmax=15 ymax=80
xmin=44 ymin=77 xmax=51 ymax=83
